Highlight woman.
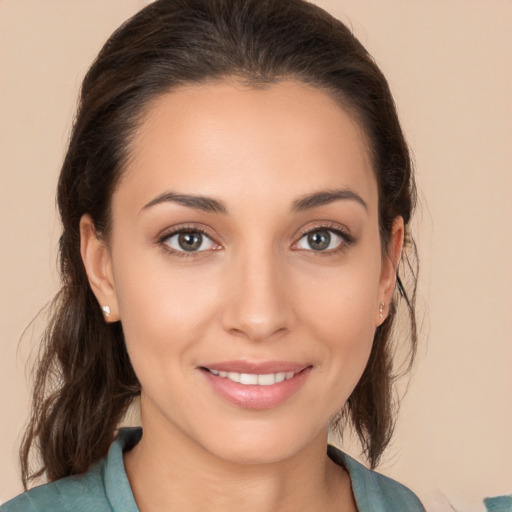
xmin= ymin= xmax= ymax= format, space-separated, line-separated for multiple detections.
xmin=2 ymin=0 xmax=422 ymax=510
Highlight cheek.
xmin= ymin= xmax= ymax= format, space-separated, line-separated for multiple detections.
xmin=299 ymin=256 xmax=381 ymax=339
xmin=313 ymin=288 xmax=375 ymax=382
xmin=111 ymin=246 xmax=222 ymax=377
xmin=295 ymin=255 xmax=381 ymax=393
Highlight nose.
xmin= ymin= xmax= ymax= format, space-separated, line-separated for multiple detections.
xmin=221 ymin=248 xmax=295 ymax=342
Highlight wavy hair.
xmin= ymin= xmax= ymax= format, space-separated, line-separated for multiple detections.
xmin=21 ymin=0 xmax=417 ymax=487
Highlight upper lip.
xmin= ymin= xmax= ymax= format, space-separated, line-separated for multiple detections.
xmin=199 ymin=360 xmax=310 ymax=374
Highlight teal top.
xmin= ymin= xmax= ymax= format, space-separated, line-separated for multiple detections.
xmin=1 ymin=428 xmax=425 ymax=511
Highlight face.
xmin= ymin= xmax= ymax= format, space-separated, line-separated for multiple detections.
xmin=82 ymin=80 xmax=401 ymax=465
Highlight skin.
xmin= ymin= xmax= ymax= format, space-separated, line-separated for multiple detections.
xmin=80 ymin=80 xmax=403 ymax=512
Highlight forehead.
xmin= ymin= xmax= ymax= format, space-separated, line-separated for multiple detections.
xmin=117 ymin=80 xmax=377 ymax=214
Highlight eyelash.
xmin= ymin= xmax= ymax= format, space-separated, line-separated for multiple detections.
xmin=156 ymin=222 xmax=355 ymax=258
xmin=293 ymin=222 xmax=356 ymax=255
xmin=157 ymin=224 xmax=220 ymax=259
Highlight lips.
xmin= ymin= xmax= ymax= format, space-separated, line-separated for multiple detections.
xmin=207 ymin=369 xmax=297 ymax=386
xmin=199 ymin=361 xmax=312 ymax=409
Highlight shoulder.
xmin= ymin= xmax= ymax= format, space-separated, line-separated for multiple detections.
xmin=1 ymin=428 xmax=141 ymax=512
xmin=0 ymin=461 xmax=110 ymax=512
xmin=0 ymin=471 xmax=106 ymax=512
xmin=328 ymin=445 xmax=426 ymax=512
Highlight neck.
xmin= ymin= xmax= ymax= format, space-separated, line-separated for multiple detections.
xmin=124 ymin=406 xmax=355 ymax=512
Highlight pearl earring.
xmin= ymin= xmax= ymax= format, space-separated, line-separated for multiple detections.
xmin=379 ymin=302 xmax=385 ymax=319
xmin=102 ymin=305 xmax=111 ymax=317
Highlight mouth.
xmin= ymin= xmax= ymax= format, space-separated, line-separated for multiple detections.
xmin=204 ymin=369 xmax=299 ymax=386
xmin=198 ymin=362 xmax=312 ymax=409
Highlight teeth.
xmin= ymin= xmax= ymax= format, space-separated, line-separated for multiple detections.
xmin=208 ymin=369 xmax=298 ymax=385
xmin=227 ymin=372 xmax=240 ymax=382
xmin=258 ymin=373 xmax=276 ymax=385
xmin=239 ymin=373 xmax=258 ymax=385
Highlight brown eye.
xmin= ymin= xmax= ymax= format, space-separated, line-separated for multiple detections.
xmin=178 ymin=232 xmax=203 ymax=251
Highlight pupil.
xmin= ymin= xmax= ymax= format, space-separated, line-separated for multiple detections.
xmin=308 ymin=230 xmax=330 ymax=251
xmin=178 ymin=232 xmax=202 ymax=251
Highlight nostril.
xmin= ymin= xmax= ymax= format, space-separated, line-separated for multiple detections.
xmin=221 ymin=266 xmax=295 ymax=341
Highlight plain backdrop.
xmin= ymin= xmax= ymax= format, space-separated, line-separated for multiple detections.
xmin=1 ymin=1 xmax=511 ymax=510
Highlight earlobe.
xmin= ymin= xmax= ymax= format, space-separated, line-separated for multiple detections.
xmin=79 ymin=214 xmax=120 ymax=322
xmin=376 ymin=216 xmax=404 ymax=325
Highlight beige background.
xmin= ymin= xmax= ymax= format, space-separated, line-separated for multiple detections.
xmin=1 ymin=1 xmax=511 ymax=510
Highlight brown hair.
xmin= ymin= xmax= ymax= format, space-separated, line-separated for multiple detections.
xmin=21 ymin=0 xmax=417 ymax=487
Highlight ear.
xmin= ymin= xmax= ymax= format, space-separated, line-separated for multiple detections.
xmin=376 ymin=216 xmax=404 ymax=326
xmin=80 ymin=214 xmax=120 ymax=322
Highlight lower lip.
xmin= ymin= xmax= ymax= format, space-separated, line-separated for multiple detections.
xmin=201 ymin=367 xmax=312 ymax=410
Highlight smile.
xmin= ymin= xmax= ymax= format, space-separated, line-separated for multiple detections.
xmin=200 ymin=363 xmax=312 ymax=409
xmin=206 ymin=369 xmax=297 ymax=386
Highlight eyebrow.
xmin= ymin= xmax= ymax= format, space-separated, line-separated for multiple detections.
xmin=141 ymin=192 xmax=227 ymax=214
xmin=141 ymin=188 xmax=367 ymax=215
xmin=292 ymin=189 xmax=368 ymax=212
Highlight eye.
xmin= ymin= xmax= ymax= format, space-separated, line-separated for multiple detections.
xmin=163 ymin=230 xmax=217 ymax=253
xmin=295 ymin=228 xmax=347 ymax=252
